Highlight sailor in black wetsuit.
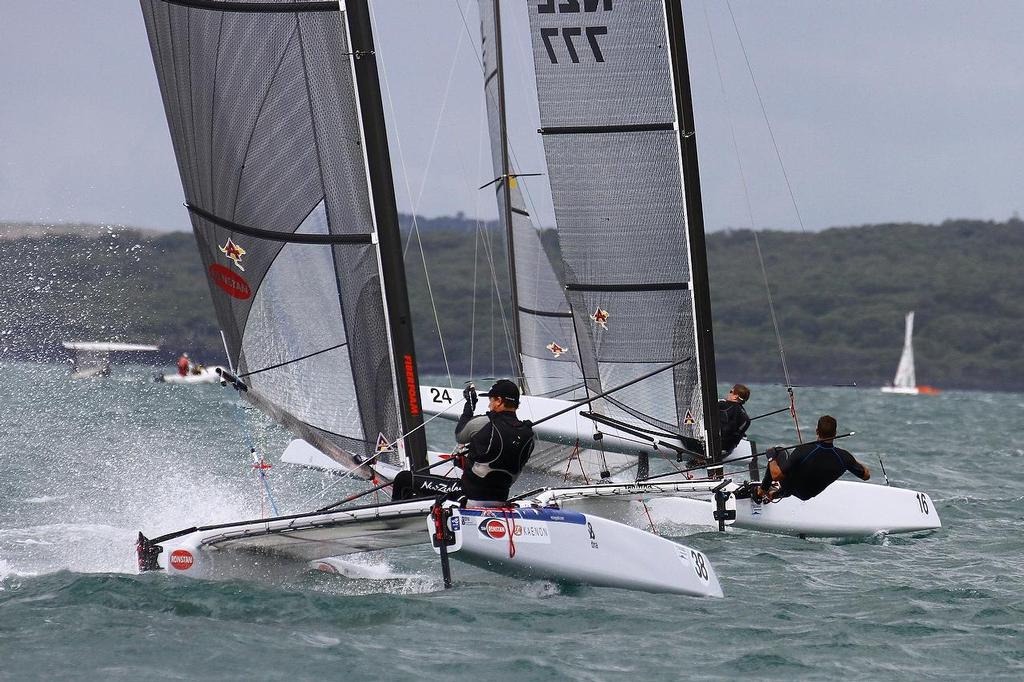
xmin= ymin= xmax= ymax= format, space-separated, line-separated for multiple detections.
xmin=720 ymin=384 xmax=752 ymax=456
xmin=454 ymin=379 xmax=535 ymax=507
xmin=688 ymin=383 xmax=752 ymax=468
xmin=756 ymin=415 xmax=870 ymax=502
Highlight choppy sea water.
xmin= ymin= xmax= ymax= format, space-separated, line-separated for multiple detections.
xmin=1 ymin=361 xmax=1021 ymax=680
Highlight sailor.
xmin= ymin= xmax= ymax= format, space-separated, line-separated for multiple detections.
xmin=720 ymin=383 xmax=751 ymax=456
xmin=755 ymin=415 xmax=870 ymax=502
xmin=176 ymin=353 xmax=190 ymax=376
xmin=689 ymin=383 xmax=751 ymax=468
xmin=454 ymin=379 xmax=535 ymax=507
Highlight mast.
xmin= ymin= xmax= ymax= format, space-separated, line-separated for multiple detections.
xmin=664 ymin=0 xmax=722 ymax=463
xmin=346 ymin=0 xmax=428 ymax=470
xmin=492 ymin=0 xmax=526 ymax=390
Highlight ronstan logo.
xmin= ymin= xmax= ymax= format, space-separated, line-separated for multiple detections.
xmin=209 ymin=264 xmax=252 ymax=300
xmin=169 ymin=549 xmax=195 ymax=570
xmin=479 ymin=518 xmax=507 ymax=539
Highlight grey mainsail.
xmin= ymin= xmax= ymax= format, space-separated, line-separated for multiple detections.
xmin=140 ymin=0 xmax=426 ymax=475
xmin=478 ymin=0 xmax=586 ymax=401
xmin=526 ymin=0 xmax=719 ymax=454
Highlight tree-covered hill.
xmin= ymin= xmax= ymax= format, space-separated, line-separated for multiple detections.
xmin=1 ymin=217 xmax=1020 ymax=390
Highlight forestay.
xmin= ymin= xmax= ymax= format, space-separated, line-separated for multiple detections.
xmin=526 ymin=0 xmax=713 ymax=450
xmin=140 ymin=0 xmax=420 ymax=473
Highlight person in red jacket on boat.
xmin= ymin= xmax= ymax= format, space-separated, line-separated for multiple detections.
xmin=755 ymin=415 xmax=870 ymax=503
xmin=176 ymin=353 xmax=190 ymax=377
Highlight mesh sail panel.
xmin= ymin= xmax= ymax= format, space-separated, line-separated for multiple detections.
xmin=479 ymin=1 xmax=585 ymax=399
xmin=527 ymin=0 xmax=703 ymax=439
xmin=140 ymin=1 xmax=399 ymax=463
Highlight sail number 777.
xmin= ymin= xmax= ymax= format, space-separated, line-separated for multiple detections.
xmin=537 ymin=0 xmax=612 ymax=65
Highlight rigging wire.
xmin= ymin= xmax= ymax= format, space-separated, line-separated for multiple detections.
xmin=299 ymin=397 xmax=467 ymax=508
xmin=724 ymin=0 xmax=808 ymax=234
xmin=452 ymin=0 xmax=552 ymax=371
xmin=368 ymin=2 xmax=453 ymax=386
xmin=404 ymin=9 xmax=468 ymax=256
xmin=703 ymin=1 xmax=803 ymax=441
xmin=219 ymin=330 xmax=279 ymax=515
xmin=443 ymin=27 xmax=518 ymax=381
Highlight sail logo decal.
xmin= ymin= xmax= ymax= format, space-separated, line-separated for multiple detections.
xmin=478 ymin=518 xmax=550 ymax=543
xmin=375 ymin=433 xmax=394 ymax=453
xmin=169 ymin=549 xmax=195 ymax=570
xmin=403 ymin=355 xmax=420 ymax=416
xmin=546 ymin=342 xmax=567 ymax=358
xmin=684 ymin=409 xmax=695 ymax=426
xmin=591 ymin=307 xmax=609 ymax=329
xmin=480 ymin=519 xmax=507 ymax=539
xmin=219 ymin=238 xmax=247 ymax=271
xmin=209 ymin=264 xmax=251 ymax=300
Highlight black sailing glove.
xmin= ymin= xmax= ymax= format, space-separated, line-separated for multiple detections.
xmin=463 ymin=384 xmax=478 ymax=411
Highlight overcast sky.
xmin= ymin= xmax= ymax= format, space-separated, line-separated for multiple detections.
xmin=1 ymin=1 xmax=1022 ymax=233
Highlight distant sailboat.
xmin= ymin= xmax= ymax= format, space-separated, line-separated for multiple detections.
xmin=881 ymin=312 xmax=940 ymax=395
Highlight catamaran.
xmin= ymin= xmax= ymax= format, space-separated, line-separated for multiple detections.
xmin=133 ymin=0 xmax=722 ymax=597
xmin=155 ymin=365 xmax=226 ymax=384
xmin=881 ymin=311 xmax=940 ymax=395
xmin=420 ymin=0 xmax=941 ymax=539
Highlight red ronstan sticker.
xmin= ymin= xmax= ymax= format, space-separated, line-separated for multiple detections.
xmin=209 ymin=263 xmax=252 ymax=300
xmin=169 ymin=549 xmax=194 ymax=570
xmin=480 ymin=518 xmax=507 ymax=539
xmin=546 ymin=342 xmax=567 ymax=358
xmin=219 ymin=238 xmax=247 ymax=271
xmin=591 ymin=307 xmax=610 ymax=329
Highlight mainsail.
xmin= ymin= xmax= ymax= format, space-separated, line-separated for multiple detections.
xmin=140 ymin=0 xmax=427 ymax=475
xmin=477 ymin=0 xmax=586 ymax=401
xmin=892 ymin=311 xmax=916 ymax=389
xmin=525 ymin=0 xmax=720 ymax=456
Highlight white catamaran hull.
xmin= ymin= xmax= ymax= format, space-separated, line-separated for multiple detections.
xmin=140 ymin=498 xmax=722 ymax=596
xmin=880 ymin=386 xmax=920 ymax=395
xmin=420 ymin=385 xmax=702 ymax=459
xmin=436 ymin=506 xmax=722 ymax=597
xmin=647 ymin=479 xmax=940 ymax=537
xmin=145 ymin=499 xmax=436 ymax=581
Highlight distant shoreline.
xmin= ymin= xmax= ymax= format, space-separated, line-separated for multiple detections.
xmin=0 ymin=222 xmax=168 ymax=240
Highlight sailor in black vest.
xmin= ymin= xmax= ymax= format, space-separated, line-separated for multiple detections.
xmin=688 ymin=383 xmax=751 ymax=468
xmin=720 ymin=383 xmax=751 ymax=456
xmin=454 ymin=379 xmax=535 ymax=507
xmin=755 ymin=415 xmax=870 ymax=503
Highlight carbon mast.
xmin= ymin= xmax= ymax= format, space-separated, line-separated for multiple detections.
xmin=346 ymin=0 xmax=428 ymax=470
xmin=664 ymin=0 xmax=722 ymax=466
xmin=490 ymin=0 xmax=527 ymax=391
